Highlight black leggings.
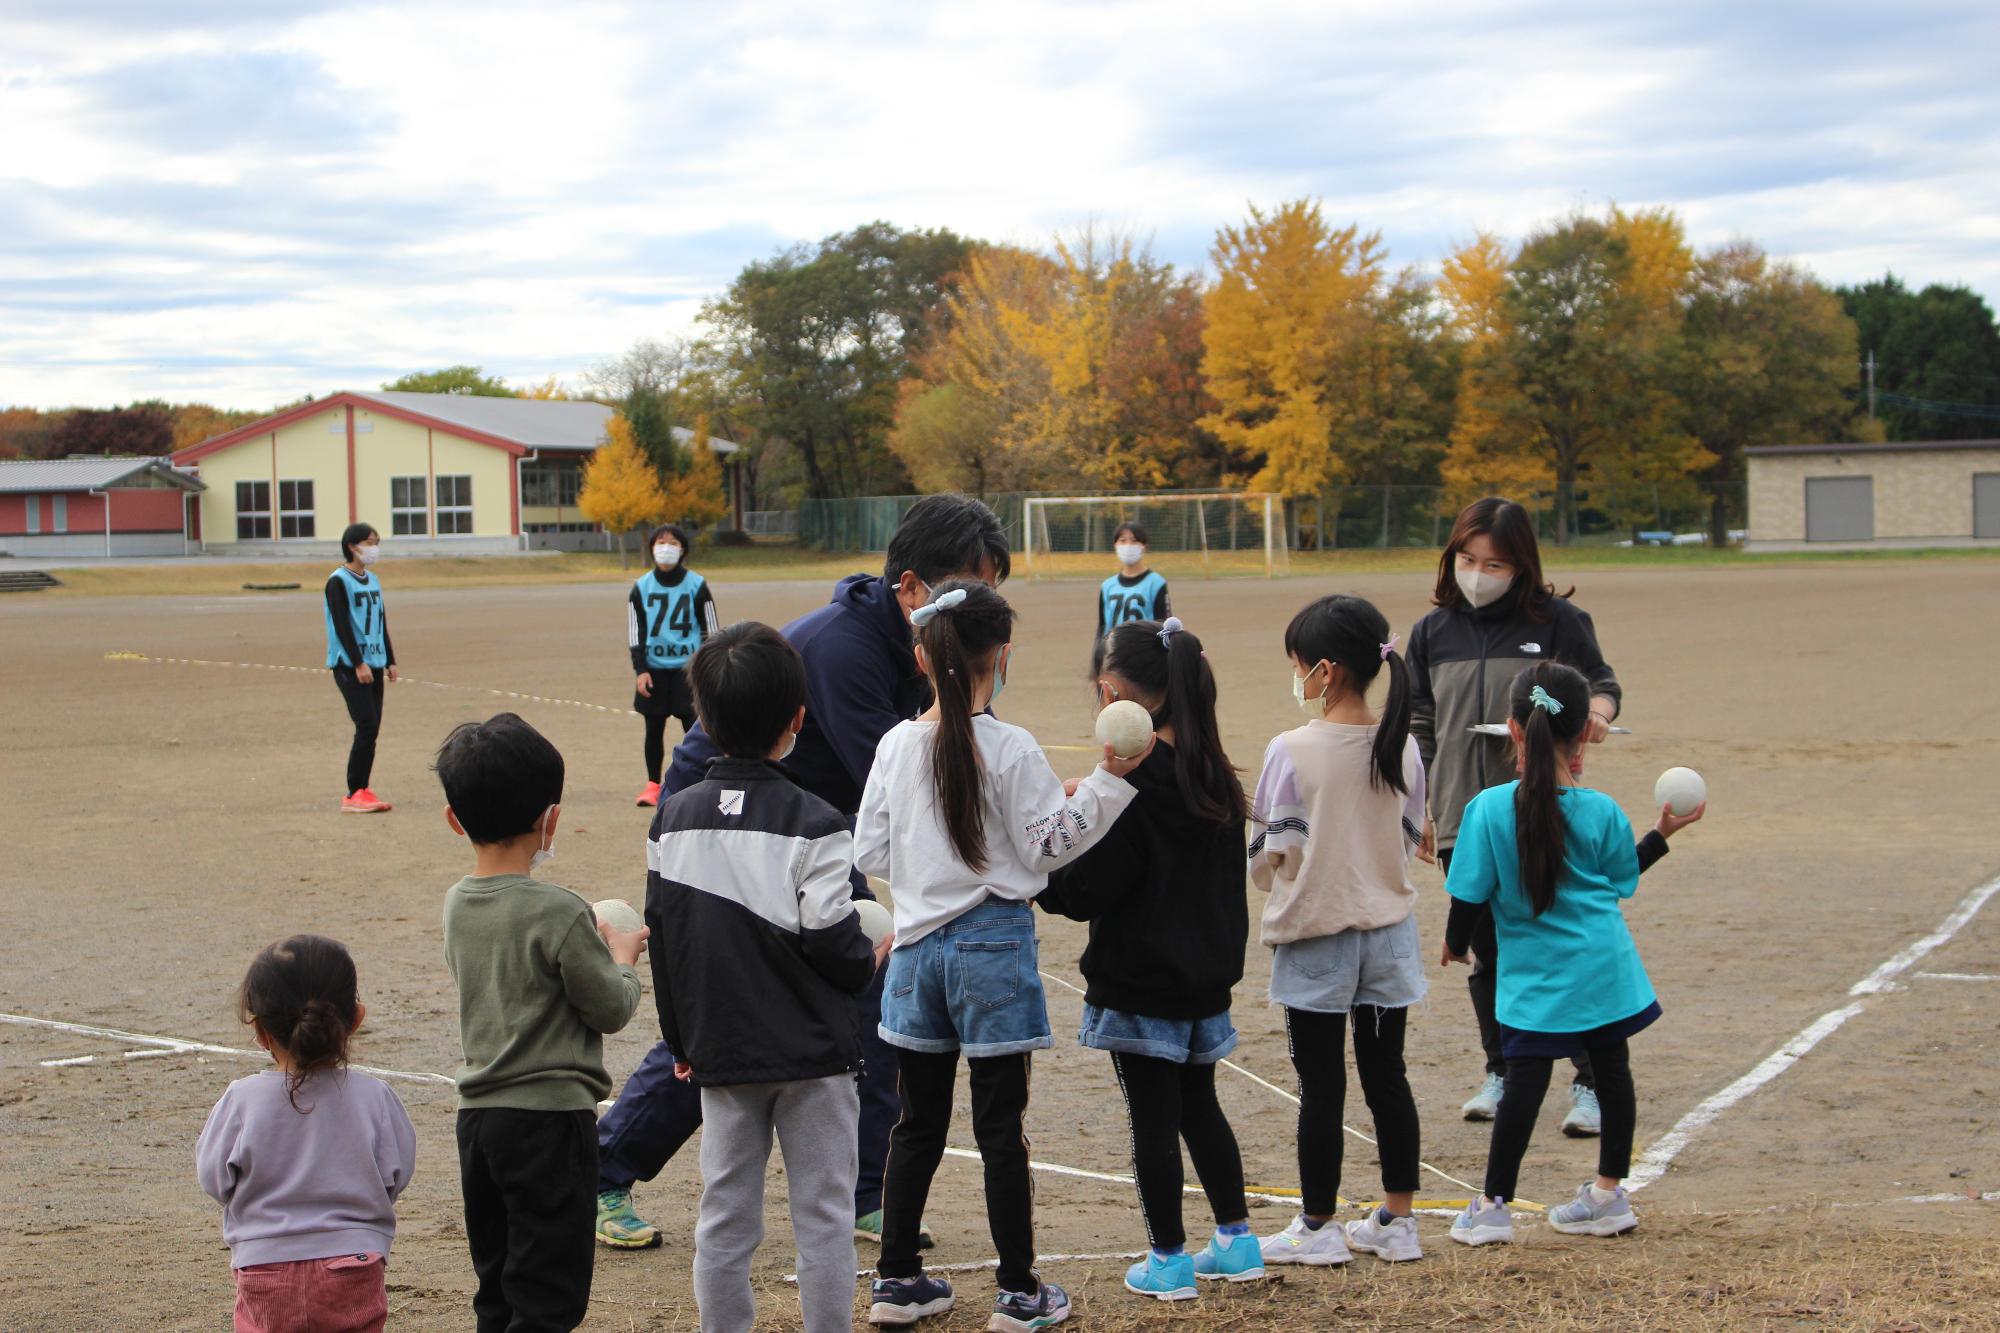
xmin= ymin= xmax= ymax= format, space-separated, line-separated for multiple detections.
xmin=332 ymin=667 xmax=384 ymax=795
xmin=1483 ymin=1038 xmax=1635 ymax=1202
xmin=1284 ymin=1006 xmax=1420 ymax=1217
xmin=1107 ymin=1053 xmax=1247 ymax=1250
xmin=880 ymin=1050 xmax=1037 ymax=1294
xmin=643 ymin=713 xmax=669 ymax=784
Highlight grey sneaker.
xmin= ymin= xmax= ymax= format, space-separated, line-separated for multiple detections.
xmin=1448 ymin=1196 xmax=1515 ymax=1247
xmin=1344 ymin=1210 xmax=1422 ymax=1262
xmin=1462 ymin=1072 xmax=1505 ymax=1121
xmin=1561 ymin=1085 xmax=1602 ymax=1138
xmin=1546 ymin=1183 xmax=1638 ymax=1236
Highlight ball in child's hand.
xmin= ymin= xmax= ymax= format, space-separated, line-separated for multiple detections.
xmin=1654 ymin=767 xmax=1707 ymax=817
xmin=853 ymin=899 xmax=895 ymax=947
xmin=594 ymin=899 xmax=645 ymax=935
xmin=1094 ymin=699 xmax=1154 ymax=760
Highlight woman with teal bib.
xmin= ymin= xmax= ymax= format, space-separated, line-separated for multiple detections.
xmin=628 ymin=523 xmax=719 ymax=807
xmin=324 ymin=522 xmax=397 ymax=814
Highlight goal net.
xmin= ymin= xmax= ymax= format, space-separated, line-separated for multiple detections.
xmin=1022 ymin=493 xmax=1290 ymax=578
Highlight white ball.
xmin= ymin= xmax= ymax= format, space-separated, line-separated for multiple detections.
xmin=1653 ymin=767 xmax=1707 ymax=817
xmin=1094 ymin=699 xmax=1155 ymax=759
xmin=854 ymin=898 xmax=895 ymax=947
xmin=594 ymin=899 xmax=645 ymax=935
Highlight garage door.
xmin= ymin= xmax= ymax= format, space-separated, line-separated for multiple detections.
xmin=1805 ymin=476 xmax=1873 ymax=542
xmin=1977 ymin=473 xmax=2000 ymax=539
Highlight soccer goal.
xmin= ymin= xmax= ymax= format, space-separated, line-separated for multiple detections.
xmin=1021 ymin=492 xmax=1290 ymax=578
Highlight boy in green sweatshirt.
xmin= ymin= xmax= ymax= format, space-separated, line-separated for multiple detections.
xmin=438 ymin=713 xmax=648 ymax=1332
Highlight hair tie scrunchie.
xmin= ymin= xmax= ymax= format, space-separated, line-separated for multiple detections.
xmin=1379 ymin=633 xmax=1400 ymax=661
xmin=1157 ymin=616 xmax=1183 ymax=648
xmin=910 ymin=587 xmax=967 ymax=627
xmin=1528 ymin=684 xmax=1564 ymax=715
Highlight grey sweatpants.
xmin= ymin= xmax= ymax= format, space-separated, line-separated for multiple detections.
xmin=695 ymin=1074 xmax=860 ymax=1333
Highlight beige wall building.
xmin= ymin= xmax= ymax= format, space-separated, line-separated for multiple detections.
xmin=1746 ymin=440 xmax=2000 ymax=550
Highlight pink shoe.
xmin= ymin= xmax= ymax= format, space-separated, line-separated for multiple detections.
xmin=342 ymin=789 xmax=391 ymax=813
xmin=635 ymin=781 xmax=662 ymax=808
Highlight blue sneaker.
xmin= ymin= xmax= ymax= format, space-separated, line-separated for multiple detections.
xmin=988 ymin=1279 xmax=1072 ymax=1331
xmin=1449 ymin=1196 xmax=1515 ymax=1247
xmin=1191 ymin=1229 xmax=1267 ymax=1282
xmin=868 ymin=1273 xmax=955 ymax=1326
xmin=1124 ymin=1251 xmax=1197 ymax=1300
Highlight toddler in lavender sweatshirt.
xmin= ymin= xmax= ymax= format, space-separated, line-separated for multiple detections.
xmin=196 ymin=935 xmax=416 ymax=1333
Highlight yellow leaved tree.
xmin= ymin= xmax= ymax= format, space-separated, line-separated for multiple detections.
xmin=577 ymin=412 xmax=668 ymax=566
xmin=664 ymin=414 xmax=730 ymax=529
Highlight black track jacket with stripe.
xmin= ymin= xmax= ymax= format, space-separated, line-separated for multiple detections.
xmin=646 ymin=756 xmax=877 ymax=1086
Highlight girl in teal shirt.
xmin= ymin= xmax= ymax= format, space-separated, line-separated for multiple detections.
xmin=1443 ymin=662 xmax=1702 ymax=1247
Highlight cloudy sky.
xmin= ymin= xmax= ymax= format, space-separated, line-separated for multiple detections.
xmin=4 ymin=0 xmax=1996 ymax=410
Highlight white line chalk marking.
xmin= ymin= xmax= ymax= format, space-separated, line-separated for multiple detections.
xmin=1629 ymin=871 xmax=2000 ymax=1191
xmin=940 ymin=1145 xmax=1302 ymax=1208
xmin=1 ymin=1011 xmax=454 ymax=1087
xmin=39 ymin=1055 xmax=96 ymax=1067
xmin=1915 ymin=971 xmax=1998 ymax=983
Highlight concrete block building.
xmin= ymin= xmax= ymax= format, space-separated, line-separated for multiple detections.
xmin=1746 ymin=439 xmax=2000 ymax=550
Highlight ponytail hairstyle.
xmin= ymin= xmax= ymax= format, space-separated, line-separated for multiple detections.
xmin=1101 ymin=618 xmax=1246 ymax=825
xmin=912 ymin=580 xmax=1017 ymax=874
xmin=1281 ymin=594 xmax=1413 ymax=795
xmin=237 ymin=934 xmax=361 ymax=1111
xmin=1509 ymin=661 xmax=1591 ymax=916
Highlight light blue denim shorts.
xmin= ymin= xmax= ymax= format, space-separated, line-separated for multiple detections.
xmin=1269 ymin=912 xmax=1427 ymax=1014
xmin=1077 ymin=1004 xmax=1238 ymax=1064
xmin=878 ymin=897 xmax=1053 ymax=1059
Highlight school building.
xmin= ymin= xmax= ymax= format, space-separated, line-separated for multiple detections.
xmin=0 ymin=456 xmax=206 ymax=557
xmin=171 ymin=390 xmax=742 ymax=556
xmin=1745 ymin=439 xmax=2000 ymax=550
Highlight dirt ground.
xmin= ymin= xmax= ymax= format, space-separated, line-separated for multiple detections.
xmin=3 ymin=559 xmax=1997 ymax=1330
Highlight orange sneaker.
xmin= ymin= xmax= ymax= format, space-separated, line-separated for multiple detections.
xmin=342 ymin=789 xmax=391 ymax=814
xmin=635 ymin=781 xmax=662 ymax=808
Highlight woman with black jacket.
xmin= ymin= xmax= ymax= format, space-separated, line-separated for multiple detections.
xmin=1407 ymin=497 xmax=1622 ymax=1135
xmin=1038 ymin=616 xmax=1260 ymax=1300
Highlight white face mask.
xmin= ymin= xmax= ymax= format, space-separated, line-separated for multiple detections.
xmin=530 ymin=804 xmax=558 ymax=873
xmin=357 ymin=544 xmax=380 ymax=566
xmin=1291 ymin=662 xmax=1330 ymax=715
xmin=1455 ymin=566 xmax=1512 ymax=609
xmin=654 ymin=544 xmax=681 ymax=569
xmin=1114 ymin=542 xmax=1144 ymax=567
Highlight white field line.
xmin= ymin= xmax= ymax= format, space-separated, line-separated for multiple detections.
xmin=39 ymin=1055 xmax=96 ymax=1067
xmin=105 ymin=652 xmax=639 ymax=718
xmin=1915 ymin=971 xmax=1998 ymax=983
xmin=1628 ymin=871 xmax=2000 ymax=1192
xmin=939 ymin=1145 xmax=1303 ymax=1209
xmin=0 ymin=1011 xmax=454 ymax=1088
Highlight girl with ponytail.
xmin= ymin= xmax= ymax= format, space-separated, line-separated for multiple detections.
xmin=1249 ymin=594 xmax=1431 ymax=1268
xmin=1441 ymin=661 xmax=1703 ymax=1248
xmin=1038 ymin=617 xmax=1258 ymax=1299
xmin=856 ymin=581 xmax=1148 ymax=1328
xmin=197 ymin=935 xmax=416 ymax=1332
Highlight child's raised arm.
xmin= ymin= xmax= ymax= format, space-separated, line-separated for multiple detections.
xmin=999 ymin=748 xmax=1139 ymax=875
xmin=557 ymin=912 xmax=644 ymax=1035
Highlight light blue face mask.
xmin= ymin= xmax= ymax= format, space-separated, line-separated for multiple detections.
xmin=988 ymin=646 xmax=1011 ymax=707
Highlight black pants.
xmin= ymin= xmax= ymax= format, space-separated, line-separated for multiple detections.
xmin=643 ymin=713 xmax=670 ymax=784
xmin=458 ymin=1108 xmax=597 ymax=1333
xmin=1441 ymin=846 xmax=1593 ymax=1091
xmin=880 ymin=1050 xmax=1036 ymax=1293
xmin=332 ymin=667 xmax=384 ymax=795
xmin=1284 ymin=1007 xmax=1421 ymax=1216
xmin=1108 ymin=1052 xmax=1247 ymax=1250
xmin=1482 ymin=1039 xmax=1636 ymax=1202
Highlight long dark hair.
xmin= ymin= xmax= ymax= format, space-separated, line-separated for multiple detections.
xmin=238 ymin=934 xmax=360 ymax=1111
xmin=1281 ymin=594 xmax=1412 ymax=795
xmin=1432 ymin=498 xmax=1572 ymax=621
xmin=914 ymin=580 xmax=1017 ymax=874
xmin=1510 ymin=661 xmax=1591 ymax=916
xmin=1101 ymin=619 xmax=1245 ymax=825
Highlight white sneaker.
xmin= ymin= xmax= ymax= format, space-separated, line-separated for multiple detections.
xmin=1462 ymin=1072 xmax=1505 ymax=1121
xmin=1561 ymin=1085 xmax=1602 ymax=1138
xmin=1259 ymin=1214 xmax=1351 ymax=1266
xmin=1449 ymin=1196 xmax=1516 ymax=1247
xmin=1344 ymin=1210 xmax=1423 ymax=1262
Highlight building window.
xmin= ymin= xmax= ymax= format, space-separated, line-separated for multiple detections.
xmin=435 ymin=474 xmax=473 ymax=534
xmin=52 ymin=495 xmax=67 ymax=533
xmin=278 ymin=479 xmax=315 ymax=539
xmin=25 ymin=496 xmax=40 ymax=534
xmin=522 ymin=461 xmax=581 ymax=508
xmin=390 ymin=476 xmax=428 ymax=536
xmin=236 ymin=480 xmax=272 ymax=540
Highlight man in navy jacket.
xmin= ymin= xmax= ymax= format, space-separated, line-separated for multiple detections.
xmin=594 ymin=494 xmax=1011 ymax=1251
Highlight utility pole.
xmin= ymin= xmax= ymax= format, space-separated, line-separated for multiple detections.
xmin=1865 ymin=349 xmax=1877 ymax=419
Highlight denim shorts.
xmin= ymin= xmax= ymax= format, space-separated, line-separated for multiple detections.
xmin=1269 ymin=912 xmax=1427 ymax=1014
xmin=1077 ymin=1004 xmax=1238 ymax=1064
xmin=878 ymin=897 xmax=1053 ymax=1059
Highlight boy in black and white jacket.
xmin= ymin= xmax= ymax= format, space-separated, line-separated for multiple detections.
xmin=648 ymin=621 xmax=890 ymax=1333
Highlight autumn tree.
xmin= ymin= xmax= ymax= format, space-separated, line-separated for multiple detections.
xmin=590 ymin=337 xmax=692 ymax=471
xmin=517 ymin=375 xmax=570 ymax=400
xmin=0 ymin=407 xmax=64 ymax=459
xmin=664 ymin=414 xmax=730 ymax=529
xmin=381 ymin=366 xmax=514 ymax=396
xmin=47 ymin=401 xmax=175 ymax=457
xmin=576 ymin=413 xmax=668 ymax=566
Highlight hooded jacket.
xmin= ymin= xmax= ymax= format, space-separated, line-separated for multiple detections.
xmin=1408 ymin=593 xmax=1620 ymax=851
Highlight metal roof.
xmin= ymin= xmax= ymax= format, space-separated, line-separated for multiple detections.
xmin=1746 ymin=439 xmax=2000 ymax=458
xmin=0 ymin=456 xmax=204 ymax=493
xmin=347 ymin=392 xmax=738 ymax=455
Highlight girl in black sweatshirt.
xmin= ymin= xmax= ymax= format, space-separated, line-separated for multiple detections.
xmin=1038 ymin=616 xmax=1260 ymax=1301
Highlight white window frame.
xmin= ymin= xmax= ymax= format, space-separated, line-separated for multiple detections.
xmin=25 ymin=495 xmax=40 ymax=534
xmin=390 ymin=476 xmax=428 ymax=536
xmin=435 ymin=473 xmax=474 ymax=535
xmin=235 ymin=480 xmax=272 ymax=540
xmin=51 ymin=494 xmax=67 ymax=533
xmin=277 ymin=478 xmax=315 ymax=540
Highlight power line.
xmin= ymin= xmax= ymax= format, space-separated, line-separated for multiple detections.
xmin=1872 ymin=391 xmax=2000 ymax=422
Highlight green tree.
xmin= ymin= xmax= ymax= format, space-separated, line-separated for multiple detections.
xmin=1839 ymin=275 xmax=2000 ymax=440
xmin=380 ymin=365 xmax=515 ymax=396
